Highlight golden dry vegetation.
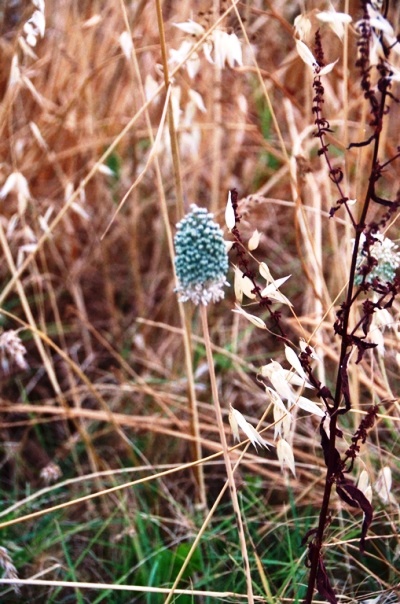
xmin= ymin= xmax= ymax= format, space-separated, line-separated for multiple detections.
xmin=0 ymin=0 xmax=399 ymax=602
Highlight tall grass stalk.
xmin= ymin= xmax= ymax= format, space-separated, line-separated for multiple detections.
xmin=155 ymin=0 xmax=207 ymax=508
xmin=200 ymin=303 xmax=254 ymax=603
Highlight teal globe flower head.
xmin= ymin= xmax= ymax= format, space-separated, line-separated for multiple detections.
xmin=174 ymin=204 xmax=229 ymax=305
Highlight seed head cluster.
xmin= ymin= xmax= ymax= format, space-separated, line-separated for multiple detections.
xmin=356 ymin=233 xmax=400 ymax=285
xmin=174 ymin=204 xmax=229 ymax=305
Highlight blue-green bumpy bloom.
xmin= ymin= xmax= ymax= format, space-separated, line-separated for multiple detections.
xmin=174 ymin=204 xmax=229 ymax=305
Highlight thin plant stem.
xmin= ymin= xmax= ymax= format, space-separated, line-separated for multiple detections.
xmin=200 ymin=304 xmax=254 ymax=604
xmin=165 ymin=421 xmax=261 ymax=604
xmin=155 ymin=0 xmax=184 ymax=218
xmin=211 ymin=64 xmax=222 ymax=214
xmin=304 ymin=97 xmax=386 ymax=604
xmin=117 ymin=0 xmax=207 ymax=509
xmin=164 ymin=463 xmax=229 ymax=604
xmin=154 ymin=0 xmax=207 ymax=509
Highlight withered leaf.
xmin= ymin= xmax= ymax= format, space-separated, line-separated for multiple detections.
xmin=316 ymin=556 xmax=338 ymax=604
xmin=336 ymin=481 xmax=373 ymax=553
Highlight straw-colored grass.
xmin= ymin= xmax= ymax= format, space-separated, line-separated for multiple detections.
xmin=0 ymin=0 xmax=399 ymax=602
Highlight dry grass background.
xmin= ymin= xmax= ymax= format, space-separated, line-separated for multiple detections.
xmin=0 ymin=0 xmax=399 ymax=602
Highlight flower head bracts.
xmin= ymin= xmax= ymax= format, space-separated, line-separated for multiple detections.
xmin=356 ymin=2 xmax=400 ymax=67
xmin=294 ymin=4 xmax=351 ymax=75
xmin=229 ymin=405 xmax=272 ymax=450
xmin=226 ymin=189 xmax=289 ymax=338
xmin=170 ymin=19 xmax=242 ymax=78
xmin=174 ymin=204 xmax=229 ymax=305
xmin=16 ymin=0 xmax=46 ymax=58
xmin=356 ymin=232 xmax=400 ymax=285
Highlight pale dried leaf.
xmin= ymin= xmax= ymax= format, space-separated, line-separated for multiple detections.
xmin=24 ymin=10 xmax=46 ymax=43
xmin=284 ymin=345 xmax=309 ymax=382
xmin=233 ymin=266 xmax=243 ymax=304
xmin=273 ymin=404 xmax=292 ymax=440
xmin=264 ymin=275 xmax=291 ymax=291
xmin=229 ymin=405 xmax=271 ymax=450
xmin=358 ymin=470 xmax=370 ymax=493
xmin=119 ymin=31 xmax=133 ymax=60
xmin=264 ymin=385 xmax=288 ymax=414
xmin=270 ymin=371 xmax=295 ymax=403
xmin=232 ymin=304 xmax=267 ymax=329
xmin=82 ymin=15 xmax=102 ymax=28
xmin=285 ymin=372 xmax=313 ymax=388
xmin=2 ymin=172 xmax=28 ymax=200
xmin=296 ymin=396 xmax=325 ymax=417
xmin=18 ymin=35 xmax=38 ymax=58
xmin=188 ymin=89 xmax=206 ymax=113
xmin=277 ymin=438 xmax=296 ymax=476
xmin=225 ymin=191 xmax=235 ymax=231
xmin=374 ymin=466 xmax=392 ymax=503
xmin=318 ymin=60 xmax=338 ymax=75
xmin=316 ymin=9 xmax=352 ymax=25
xmin=173 ymin=20 xmax=205 ymax=36
xmin=17 ymin=243 xmax=38 ymax=267
xmin=358 ymin=470 xmax=372 ymax=503
xmin=294 ymin=14 xmax=312 ymax=41
xmin=229 ymin=406 xmax=240 ymax=442
xmin=234 ymin=266 xmax=256 ymax=300
xmin=261 ymin=275 xmax=291 ymax=304
xmin=263 ymin=290 xmax=293 ymax=307
xmin=295 ymin=39 xmax=316 ymax=67
xmin=259 ymin=261 xmax=273 ymax=282
xmin=262 ymin=362 xmax=296 ymax=403
xmin=97 ymin=164 xmax=115 ymax=176
xmin=70 ymin=201 xmax=90 ymax=221
xmin=316 ymin=6 xmax=352 ymax=40
xmin=0 ymin=172 xmax=30 ymax=215
xmin=29 ymin=121 xmax=47 ymax=150
xmin=8 ymin=55 xmax=20 ymax=87
xmin=225 ymin=32 xmax=243 ymax=68
xmin=367 ymin=14 xmax=394 ymax=37
xmin=248 ymin=229 xmax=261 ymax=251
xmin=299 ymin=338 xmax=320 ymax=360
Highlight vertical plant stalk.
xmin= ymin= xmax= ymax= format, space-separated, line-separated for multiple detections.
xmin=164 ymin=459 xmax=229 ymax=604
xmin=210 ymin=63 xmax=223 ymax=214
xmin=200 ymin=304 xmax=254 ymax=604
xmin=305 ymin=137 xmax=381 ymax=604
xmin=165 ymin=435 xmax=262 ymax=604
xmin=303 ymin=8 xmax=396 ymax=598
xmin=155 ymin=0 xmax=184 ymax=218
xmin=154 ymin=0 xmax=207 ymax=509
xmin=210 ymin=0 xmax=222 ymax=214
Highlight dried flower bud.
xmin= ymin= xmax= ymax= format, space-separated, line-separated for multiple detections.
xmin=0 ymin=330 xmax=28 ymax=373
xmin=40 ymin=462 xmax=62 ymax=485
xmin=0 ymin=546 xmax=20 ymax=593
